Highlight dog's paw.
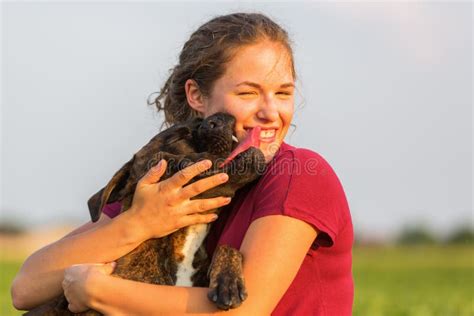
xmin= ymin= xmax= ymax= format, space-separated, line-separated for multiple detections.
xmin=207 ymin=271 xmax=247 ymax=310
xmin=207 ymin=245 xmax=247 ymax=310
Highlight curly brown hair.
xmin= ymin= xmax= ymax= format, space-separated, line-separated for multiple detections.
xmin=150 ymin=12 xmax=296 ymax=128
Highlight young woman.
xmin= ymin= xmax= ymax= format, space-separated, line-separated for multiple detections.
xmin=12 ymin=12 xmax=353 ymax=315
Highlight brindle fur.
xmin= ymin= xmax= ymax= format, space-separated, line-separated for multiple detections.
xmin=25 ymin=113 xmax=265 ymax=315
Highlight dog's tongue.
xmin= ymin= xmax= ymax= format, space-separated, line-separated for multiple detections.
xmin=219 ymin=126 xmax=261 ymax=168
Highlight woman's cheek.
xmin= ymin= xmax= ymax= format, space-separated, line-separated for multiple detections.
xmin=225 ymin=101 xmax=258 ymax=121
xmin=279 ymin=101 xmax=295 ymax=120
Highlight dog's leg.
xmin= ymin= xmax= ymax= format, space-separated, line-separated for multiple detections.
xmin=207 ymin=244 xmax=247 ymax=310
xmin=191 ymin=244 xmax=211 ymax=287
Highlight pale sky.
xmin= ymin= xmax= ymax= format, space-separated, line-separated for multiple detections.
xmin=1 ymin=2 xmax=472 ymax=239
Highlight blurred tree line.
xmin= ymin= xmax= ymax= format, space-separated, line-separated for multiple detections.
xmin=0 ymin=220 xmax=25 ymax=235
xmin=397 ymin=225 xmax=474 ymax=245
xmin=1 ymin=218 xmax=473 ymax=245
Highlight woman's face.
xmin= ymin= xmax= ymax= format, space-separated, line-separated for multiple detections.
xmin=201 ymin=41 xmax=295 ymax=162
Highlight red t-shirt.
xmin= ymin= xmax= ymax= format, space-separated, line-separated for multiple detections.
xmin=102 ymin=142 xmax=354 ymax=315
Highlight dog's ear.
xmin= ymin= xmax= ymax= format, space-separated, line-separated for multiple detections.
xmin=87 ymin=158 xmax=134 ymax=222
xmin=163 ymin=125 xmax=193 ymax=145
xmin=87 ymin=187 xmax=105 ymax=222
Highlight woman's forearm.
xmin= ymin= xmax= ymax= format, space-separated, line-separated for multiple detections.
xmin=11 ymin=211 xmax=146 ymax=310
xmin=89 ymin=275 xmax=241 ymax=316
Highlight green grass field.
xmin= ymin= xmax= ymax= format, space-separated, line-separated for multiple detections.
xmin=1 ymin=261 xmax=22 ymax=316
xmin=353 ymin=246 xmax=473 ymax=316
xmin=1 ymin=246 xmax=473 ymax=315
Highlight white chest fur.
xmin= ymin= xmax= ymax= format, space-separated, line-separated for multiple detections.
xmin=175 ymin=223 xmax=210 ymax=286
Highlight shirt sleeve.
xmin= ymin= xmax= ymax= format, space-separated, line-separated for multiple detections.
xmin=252 ymin=149 xmax=349 ymax=248
xmin=102 ymin=201 xmax=122 ymax=219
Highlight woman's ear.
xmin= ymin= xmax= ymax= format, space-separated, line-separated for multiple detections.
xmin=185 ymin=79 xmax=207 ymax=114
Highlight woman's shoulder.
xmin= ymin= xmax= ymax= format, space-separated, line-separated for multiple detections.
xmin=255 ymin=142 xmax=344 ymax=199
xmin=252 ymin=142 xmax=351 ymax=247
xmin=260 ymin=142 xmax=348 ymax=214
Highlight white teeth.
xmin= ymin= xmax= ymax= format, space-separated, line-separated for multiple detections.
xmin=232 ymin=135 xmax=239 ymax=143
xmin=260 ymin=129 xmax=275 ymax=138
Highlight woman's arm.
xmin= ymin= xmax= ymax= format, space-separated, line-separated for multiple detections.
xmin=11 ymin=211 xmax=147 ymax=310
xmin=78 ymin=215 xmax=317 ymax=315
xmin=12 ymin=159 xmax=230 ymax=310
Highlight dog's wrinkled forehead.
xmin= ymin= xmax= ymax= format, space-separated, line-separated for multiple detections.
xmin=193 ymin=112 xmax=236 ymax=154
xmin=200 ymin=113 xmax=236 ymax=130
xmin=196 ymin=112 xmax=236 ymax=137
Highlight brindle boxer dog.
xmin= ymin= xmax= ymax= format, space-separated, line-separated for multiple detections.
xmin=25 ymin=112 xmax=266 ymax=315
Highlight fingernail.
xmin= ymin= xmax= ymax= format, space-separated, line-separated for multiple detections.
xmin=220 ymin=173 xmax=228 ymax=182
xmin=203 ymin=160 xmax=212 ymax=168
xmin=210 ymin=214 xmax=218 ymax=221
xmin=155 ymin=160 xmax=163 ymax=169
xmin=224 ymin=197 xmax=231 ymax=204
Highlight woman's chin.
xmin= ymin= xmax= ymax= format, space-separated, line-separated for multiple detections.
xmin=260 ymin=141 xmax=282 ymax=163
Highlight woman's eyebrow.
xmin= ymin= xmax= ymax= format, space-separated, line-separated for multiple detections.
xmin=236 ymin=81 xmax=295 ymax=89
xmin=280 ymin=83 xmax=295 ymax=89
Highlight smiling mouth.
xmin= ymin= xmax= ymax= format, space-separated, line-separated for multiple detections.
xmin=245 ymin=127 xmax=277 ymax=143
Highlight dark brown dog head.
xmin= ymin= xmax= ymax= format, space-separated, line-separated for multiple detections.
xmin=192 ymin=112 xmax=236 ymax=156
xmin=88 ymin=112 xmax=265 ymax=222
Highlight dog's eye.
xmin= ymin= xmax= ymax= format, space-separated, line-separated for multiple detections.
xmin=209 ymin=122 xmax=216 ymax=129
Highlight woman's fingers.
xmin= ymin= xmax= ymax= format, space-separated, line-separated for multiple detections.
xmin=137 ymin=159 xmax=167 ymax=186
xmin=164 ymin=159 xmax=213 ymax=190
xmin=183 ymin=196 xmax=232 ymax=215
xmin=180 ymin=172 xmax=229 ymax=200
xmin=178 ymin=213 xmax=219 ymax=228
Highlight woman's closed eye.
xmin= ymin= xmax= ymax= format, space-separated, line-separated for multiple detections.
xmin=237 ymin=91 xmax=257 ymax=96
xmin=236 ymin=92 xmax=259 ymax=100
xmin=275 ymin=91 xmax=293 ymax=99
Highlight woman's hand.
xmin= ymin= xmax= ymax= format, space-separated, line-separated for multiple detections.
xmin=62 ymin=262 xmax=115 ymax=313
xmin=128 ymin=159 xmax=231 ymax=240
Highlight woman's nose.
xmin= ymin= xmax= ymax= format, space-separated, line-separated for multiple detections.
xmin=256 ymin=97 xmax=279 ymax=122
